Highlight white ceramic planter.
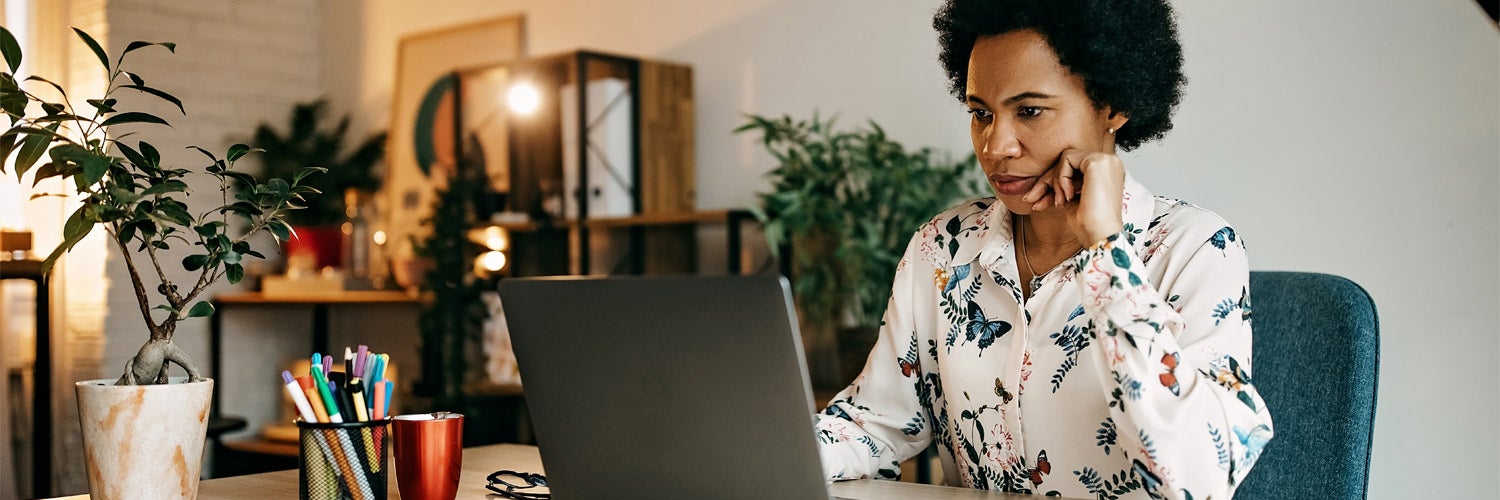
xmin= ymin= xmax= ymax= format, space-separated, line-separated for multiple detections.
xmin=75 ymin=377 xmax=214 ymax=500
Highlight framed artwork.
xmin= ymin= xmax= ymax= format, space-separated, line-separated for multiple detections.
xmin=385 ymin=15 xmax=526 ymax=258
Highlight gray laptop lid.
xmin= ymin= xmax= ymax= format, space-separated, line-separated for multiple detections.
xmin=498 ymin=275 xmax=831 ymax=500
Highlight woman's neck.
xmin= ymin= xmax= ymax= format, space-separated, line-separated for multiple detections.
xmin=1017 ymin=210 xmax=1080 ymax=255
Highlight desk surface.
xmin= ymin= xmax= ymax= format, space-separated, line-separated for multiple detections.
xmin=49 ymin=444 xmax=1067 ymax=499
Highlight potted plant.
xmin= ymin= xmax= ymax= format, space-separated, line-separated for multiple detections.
xmin=737 ymin=113 xmax=981 ymax=389
xmin=251 ymin=98 xmax=386 ymax=271
xmin=0 ymin=28 xmax=321 ymax=498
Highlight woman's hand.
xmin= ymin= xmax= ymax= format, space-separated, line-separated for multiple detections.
xmin=1022 ymin=148 xmax=1126 ymax=245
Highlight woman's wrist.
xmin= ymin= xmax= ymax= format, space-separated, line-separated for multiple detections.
xmin=1080 ymin=220 xmax=1124 ymax=247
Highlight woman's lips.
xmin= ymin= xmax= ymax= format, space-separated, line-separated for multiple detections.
xmin=990 ymin=175 xmax=1037 ymax=196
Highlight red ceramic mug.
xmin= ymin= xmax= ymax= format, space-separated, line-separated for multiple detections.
xmin=392 ymin=412 xmax=465 ymax=500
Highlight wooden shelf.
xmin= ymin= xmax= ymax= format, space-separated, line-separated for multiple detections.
xmin=488 ymin=209 xmax=742 ymax=233
xmin=213 ymin=290 xmax=423 ymax=305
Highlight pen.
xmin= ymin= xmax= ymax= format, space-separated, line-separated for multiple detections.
xmin=350 ymin=379 xmax=370 ymax=422
xmin=356 ymin=345 xmax=368 ymax=376
xmin=362 ymin=352 xmax=377 ymax=388
xmin=382 ymin=380 xmax=394 ymax=417
xmin=322 ymin=354 xmax=333 ymax=379
xmin=311 ymin=353 xmax=322 ymax=380
xmin=372 ymin=382 xmax=387 ymax=420
xmin=310 ymin=364 xmax=343 ymax=423
xmin=344 ymin=347 xmax=355 ymax=390
xmin=282 ymin=371 xmax=317 ymax=423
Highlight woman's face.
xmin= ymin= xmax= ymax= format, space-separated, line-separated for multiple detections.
xmin=966 ymin=30 xmax=1125 ymax=214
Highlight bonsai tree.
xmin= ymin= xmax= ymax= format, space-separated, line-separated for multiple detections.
xmin=0 ymin=27 xmax=322 ymax=385
xmin=251 ymin=98 xmax=386 ymax=227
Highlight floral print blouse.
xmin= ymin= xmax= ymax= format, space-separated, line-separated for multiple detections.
xmin=815 ymin=174 xmax=1273 ymax=500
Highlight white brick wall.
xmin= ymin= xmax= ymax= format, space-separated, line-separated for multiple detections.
xmin=93 ymin=0 xmax=326 ymax=486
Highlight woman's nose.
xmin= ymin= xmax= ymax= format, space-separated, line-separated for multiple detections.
xmin=978 ymin=121 xmax=1022 ymax=161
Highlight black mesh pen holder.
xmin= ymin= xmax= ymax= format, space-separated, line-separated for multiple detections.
xmin=296 ymin=419 xmax=391 ymax=500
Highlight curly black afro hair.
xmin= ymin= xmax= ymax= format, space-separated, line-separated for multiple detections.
xmin=934 ymin=0 xmax=1186 ymax=151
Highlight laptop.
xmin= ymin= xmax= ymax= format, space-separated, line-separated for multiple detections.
xmin=498 ymin=275 xmax=842 ymax=500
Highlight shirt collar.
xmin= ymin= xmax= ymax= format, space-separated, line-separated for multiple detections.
xmin=951 ymin=172 xmax=1155 ymax=273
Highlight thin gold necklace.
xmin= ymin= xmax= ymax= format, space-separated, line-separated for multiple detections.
xmin=1018 ymin=216 xmax=1039 ymax=278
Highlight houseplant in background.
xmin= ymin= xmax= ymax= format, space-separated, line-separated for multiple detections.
xmin=737 ymin=113 xmax=981 ymax=389
xmin=251 ymin=98 xmax=386 ymax=276
xmin=0 ymin=28 xmax=321 ymax=498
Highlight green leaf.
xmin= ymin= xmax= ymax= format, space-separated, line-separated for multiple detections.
xmin=186 ymin=145 xmax=218 ymax=163
xmin=157 ymin=199 xmax=193 ymax=226
xmin=122 ymin=40 xmax=175 ymax=56
xmin=225 ymin=264 xmax=244 ymax=284
xmin=152 ymin=304 xmax=179 ymax=314
xmin=120 ymin=85 xmax=184 ymax=115
xmin=186 ymin=300 xmax=215 ymax=318
xmin=0 ymin=75 xmax=27 ymax=124
xmin=139 ymin=180 xmax=187 ymax=197
xmin=85 ymin=98 xmax=117 ymax=113
xmin=100 ymin=111 xmax=170 ymax=127
xmin=267 ymin=219 xmax=292 ymax=242
xmin=226 ymin=143 xmax=250 ymax=162
xmin=140 ymin=142 xmax=161 ymax=166
xmin=0 ymin=27 xmax=20 ymax=73
xmin=222 ymin=170 xmax=257 ymax=188
xmin=29 ymin=162 xmax=62 ymax=187
xmin=14 ymin=125 xmax=57 ymax=177
xmin=71 ymin=27 xmax=110 ymax=73
xmin=115 ymin=142 xmax=148 ymax=168
xmin=292 ymin=166 xmax=327 ymax=184
xmin=182 ymin=254 xmax=209 ymax=271
xmin=0 ymin=132 xmax=17 ymax=167
xmin=25 ymin=76 xmax=70 ymax=103
xmin=121 ymin=71 xmax=145 ymax=86
xmin=40 ymin=204 xmax=96 ymax=275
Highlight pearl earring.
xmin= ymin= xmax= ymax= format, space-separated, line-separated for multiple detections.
xmin=1107 ymin=127 xmax=1115 ymax=134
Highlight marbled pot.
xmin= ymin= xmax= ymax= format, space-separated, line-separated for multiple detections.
xmin=75 ymin=377 xmax=213 ymax=500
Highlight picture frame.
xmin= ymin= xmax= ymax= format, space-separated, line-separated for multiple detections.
xmin=385 ymin=15 xmax=526 ymax=259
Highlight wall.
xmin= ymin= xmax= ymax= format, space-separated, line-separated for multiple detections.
xmin=1149 ymin=1 xmax=1498 ymax=496
xmin=82 ymin=0 xmax=1496 ymax=496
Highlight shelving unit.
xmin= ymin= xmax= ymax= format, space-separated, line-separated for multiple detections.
xmin=453 ymin=50 xmax=748 ymax=278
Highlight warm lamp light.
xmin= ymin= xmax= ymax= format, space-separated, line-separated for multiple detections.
xmin=372 ymin=230 xmax=387 ymax=246
xmin=466 ymin=225 xmax=510 ymax=251
xmin=506 ymin=82 xmax=541 ymax=115
xmin=483 ymin=226 xmax=508 ymax=251
xmin=478 ymin=250 xmax=507 ymax=273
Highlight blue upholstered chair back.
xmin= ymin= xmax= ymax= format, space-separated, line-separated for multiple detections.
xmin=1236 ymin=272 xmax=1379 ymax=499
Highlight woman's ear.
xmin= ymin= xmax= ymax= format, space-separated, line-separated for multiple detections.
xmin=1105 ymin=109 xmax=1130 ymax=135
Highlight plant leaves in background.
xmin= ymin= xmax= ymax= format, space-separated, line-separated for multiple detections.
xmin=186 ymin=300 xmax=215 ymax=318
xmin=71 ymin=27 xmax=110 ymax=73
xmin=100 ymin=111 xmax=170 ymax=127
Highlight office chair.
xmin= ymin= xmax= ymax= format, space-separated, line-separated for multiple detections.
xmin=1236 ymin=271 xmax=1379 ymax=499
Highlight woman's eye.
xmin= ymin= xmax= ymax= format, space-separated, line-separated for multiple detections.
xmin=1018 ymin=106 xmax=1044 ymax=118
xmin=968 ymin=108 xmax=993 ymax=121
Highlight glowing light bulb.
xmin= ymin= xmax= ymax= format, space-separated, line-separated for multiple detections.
xmin=479 ymin=250 xmax=507 ymax=272
xmin=506 ymin=82 xmax=540 ymax=115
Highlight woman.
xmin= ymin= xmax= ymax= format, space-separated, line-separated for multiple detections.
xmin=814 ymin=1 xmax=1274 ymax=498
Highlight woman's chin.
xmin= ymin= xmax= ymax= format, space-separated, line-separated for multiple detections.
xmin=993 ymin=195 xmax=1034 ymax=215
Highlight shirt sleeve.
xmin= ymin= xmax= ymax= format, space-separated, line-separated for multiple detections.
xmin=1072 ymin=229 xmax=1274 ymax=500
xmin=814 ymin=235 xmax=933 ymax=481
